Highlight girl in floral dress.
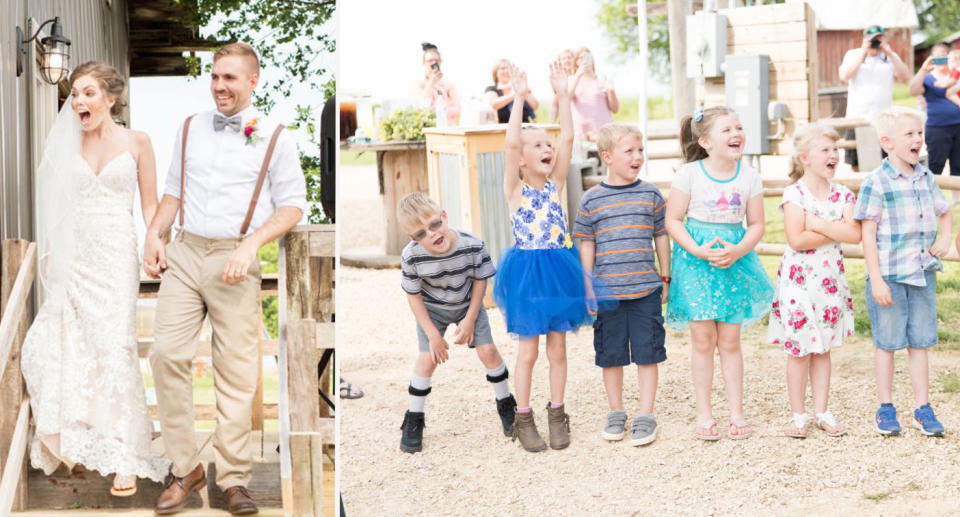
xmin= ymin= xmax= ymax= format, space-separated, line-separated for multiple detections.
xmin=494 ymin=61 xmax=607 ymax=452
xmin=768 ymin=123 xmax=861 ymax=438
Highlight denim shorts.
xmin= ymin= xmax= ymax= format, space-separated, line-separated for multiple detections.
xmin=593 ymin=288 xmax=667 ymax=367
xmin=416 ymin=305 xmax=494 ymax=352
xmin=864 ymin=270 xmax=938 ymax=351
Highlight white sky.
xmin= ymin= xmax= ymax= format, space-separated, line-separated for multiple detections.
xmin=339 ymin=0 xmax=660 ymax=105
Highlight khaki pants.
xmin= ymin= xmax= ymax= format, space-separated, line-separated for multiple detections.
xmin=150 ymin=231 xmax=262 ymax=488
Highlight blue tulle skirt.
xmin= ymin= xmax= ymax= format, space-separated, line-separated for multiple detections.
xmin=494 ymin=245 xmax=610 ymax=338
xmin=665 ymin=218 xmax=774 ymax=330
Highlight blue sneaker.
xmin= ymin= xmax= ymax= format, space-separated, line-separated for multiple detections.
xmin=875 ymin=403 xmax=901 ymax=435
xmin=913 ymin=404 xmax=945 ymax=437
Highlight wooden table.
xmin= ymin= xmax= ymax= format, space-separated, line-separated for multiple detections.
xmin=341 ymin=141 xmax=428 ymax=256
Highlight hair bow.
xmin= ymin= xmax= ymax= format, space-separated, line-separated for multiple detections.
xmin=693 ymin=107 xmax=704 ymax=123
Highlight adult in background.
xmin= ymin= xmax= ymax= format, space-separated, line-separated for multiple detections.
xmin=909 ymin=42 xmax=960 ymax=203
xmin=569 ymin=47 xmax=619 ymax=141
xmin=416 ymin=42 xmax=460 ymax=126
xmin=837 ymin=25 xmax=910 ymax=171
xmin=485 ymin=59 xmax=538 ymax=123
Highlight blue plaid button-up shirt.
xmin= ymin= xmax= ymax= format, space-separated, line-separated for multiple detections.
xmin=853 ymin=159 xmax=950 ymax=286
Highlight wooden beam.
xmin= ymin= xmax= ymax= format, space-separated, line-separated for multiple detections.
xmin=283 ymin=233 xmax=311 ymax=321
xmin=756 ymin=242 xmax=960 ymax=262
xmin=0 ymin=243 xmax=36 ymax=385
xmin=139 ymin=273 xmax=278 ymax=297
xmin=0 ymin=240 xmax=29 ymax=512
xmin=308 ymin=228 xmax=335 ymax=258
xmin=287 ymin=319 xmax=320 ymax=433
xmin=289 ymin=433 xmax=325 ymax=517
xmin=0 ymin=401 xmax=30 ymax=515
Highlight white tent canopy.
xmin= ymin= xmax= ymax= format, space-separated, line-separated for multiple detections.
xmin=789 ymin=0 xmax=919 ymax=30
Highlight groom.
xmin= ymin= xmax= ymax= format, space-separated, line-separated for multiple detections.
xmin=143 ymin=42 xmax=306 ymax=515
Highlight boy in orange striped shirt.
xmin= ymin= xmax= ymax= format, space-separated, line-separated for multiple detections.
xmin=573 ymin=123 xmax=670 ymax=446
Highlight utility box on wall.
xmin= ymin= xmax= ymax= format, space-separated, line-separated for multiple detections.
xmin=725 ymin=54 xmax=770 ymax=155
xmin=686 ymin=12 xmax=727 ymax=78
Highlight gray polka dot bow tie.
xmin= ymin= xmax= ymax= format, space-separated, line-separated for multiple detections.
xmin=213 ymin=113 xmax=242 ymax=132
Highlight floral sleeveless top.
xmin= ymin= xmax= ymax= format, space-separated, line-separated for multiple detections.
xmin=511 ymin=180 xmax=572 ymax=250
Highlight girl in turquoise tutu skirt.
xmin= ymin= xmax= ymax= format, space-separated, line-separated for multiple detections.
xmin=664 ymin=106 xmax=774 ymax=441
xmin=494 ymin=61 xmax=596 ymax=452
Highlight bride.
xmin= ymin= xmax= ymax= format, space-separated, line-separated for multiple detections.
xmin=20 ymin=61 xmax=170 ymax=496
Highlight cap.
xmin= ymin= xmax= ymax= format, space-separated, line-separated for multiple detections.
xmin=864 ymin=25 xmax=884 ymax=36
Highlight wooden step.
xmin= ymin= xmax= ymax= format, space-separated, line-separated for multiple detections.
xmin=15 ymin=509 xmax=285 ymax=516
xmin=24 ymin=462 xmax=281 ymax=511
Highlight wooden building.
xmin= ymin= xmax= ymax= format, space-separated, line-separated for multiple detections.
xmin=793 ymin=0 xmax=919 ymax=118
xmin=0 ymin=0 xmax=217 ymax=241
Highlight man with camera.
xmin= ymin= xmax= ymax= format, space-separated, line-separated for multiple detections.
xmin=838 ymin=25 xmax=911 ymax=170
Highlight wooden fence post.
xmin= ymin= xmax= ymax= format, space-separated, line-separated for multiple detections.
xmin=0 ymin=239 xmax=31 ymax=512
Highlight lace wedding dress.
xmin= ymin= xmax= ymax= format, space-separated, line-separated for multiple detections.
xmin=21 ymin=151 xmax=170 ymax=481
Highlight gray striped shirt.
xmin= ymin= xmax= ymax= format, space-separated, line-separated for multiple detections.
xmin=401 ymin=231 xmax=496 ymax=310
xmin=573 ymin=180 xmax=666 ymax=300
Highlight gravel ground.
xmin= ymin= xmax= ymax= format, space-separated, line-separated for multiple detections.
xmin=339 ymin=169 xmax=960 ymax=516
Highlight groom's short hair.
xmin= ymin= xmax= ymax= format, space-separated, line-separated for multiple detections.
xmin=213 ymin=42 xmax=260 ymax=76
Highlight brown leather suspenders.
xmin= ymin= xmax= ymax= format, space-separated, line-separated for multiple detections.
xmin=178 ymin=114 xmax=285 ymax=237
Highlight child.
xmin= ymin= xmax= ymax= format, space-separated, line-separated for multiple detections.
xmin=854 ymin=106 xmax=952 ymax=437
xmin=664 ymin=106 xmax=774 ymax=441
xmin=573 ymin=123 xmax=670 ymax=446
xmin=397 ymin=192 xmax=516 ymax=453
xmin=933 ymin=49 xmax=960 ymax=110
xmin=768 ymin=123 xmax=861 ymax=438
xmin=494 ymin=61 xmax=588 ymax=452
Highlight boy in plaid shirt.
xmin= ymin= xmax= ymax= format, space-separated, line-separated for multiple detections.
xmin=854 ymin=106 xmax=952 ymax=437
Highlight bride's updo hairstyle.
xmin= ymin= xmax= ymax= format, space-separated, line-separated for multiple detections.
xmin=69 ymin=61 xmax=127 ymax=117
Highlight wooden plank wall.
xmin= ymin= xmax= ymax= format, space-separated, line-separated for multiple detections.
xmin=702 ymin=3 xmax=818 ymax=155
xmin=819 ymin=28 xmax=913 ymax=90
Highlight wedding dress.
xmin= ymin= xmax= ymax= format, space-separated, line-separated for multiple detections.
xmin=20 ymin=103 xmax=169 ymax=481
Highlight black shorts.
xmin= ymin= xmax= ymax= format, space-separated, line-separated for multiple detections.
xmin=593 ymin=288 xmax=667 ymax=367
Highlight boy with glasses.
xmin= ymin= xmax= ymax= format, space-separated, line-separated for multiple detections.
xmin=396 ymin=192 xmax=516 ymax=452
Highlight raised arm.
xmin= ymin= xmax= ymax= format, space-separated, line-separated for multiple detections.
xmin=838 ymin=44 xmax=868 ymax=82
xmin=909 ymin=56 xmax=933 ymax=97
xmin=881 ymin=42 xmax=912 ymax=82
xmin=503 ymin=64 xmax=527 ymax=207
xmin=549 ymin=60 xmax=574 ymax=190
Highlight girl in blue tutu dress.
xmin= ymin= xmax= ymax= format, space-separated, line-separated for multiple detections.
xmin=664 ymin=106 xmax=774 ymax=441
xmin=494 ymin=61 xmax=593 ymax=452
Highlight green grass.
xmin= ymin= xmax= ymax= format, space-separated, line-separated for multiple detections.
xmin=892 ymin=83 xmax=919 ymax=109
xmin=342 ymin=150 xmax=376 ymax=167
xmin=532 ymin=95 xmax=673 ymax=125
xmin=938 ymin=372 xmax=960 ymax=393
xmin=760 ymin=197 xmax=960 ymax=351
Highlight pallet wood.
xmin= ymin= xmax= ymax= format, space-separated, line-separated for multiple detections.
xmin=0 ymin=240 xmax=31 ymax=512
xmin=206 ymin=462 xmax=282 ymax=510
xmin=0 ymin=243 xmax=36 ymax=387
xmin=0 ymin=401 xmax=29 ymax=514
xmin=287 ymin=320 xmax=319 ymax=433
xmin=287 ymin=433 xmax=325 ymax=517
xmin=24 ymin=463 xmax=186 ymax=511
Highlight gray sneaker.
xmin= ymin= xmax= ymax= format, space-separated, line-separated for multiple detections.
xmin=631 ymin=415 xmax=658 ymax=446
xmin=601 ymin=410 xmax=627 ymax=441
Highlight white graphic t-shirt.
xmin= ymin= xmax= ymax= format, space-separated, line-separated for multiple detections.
xmin=671 ymin=159 xmax=763 ymax=224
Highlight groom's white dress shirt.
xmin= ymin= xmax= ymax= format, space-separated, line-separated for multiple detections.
xmin=165 ymin=106 xmax=308 ymax=239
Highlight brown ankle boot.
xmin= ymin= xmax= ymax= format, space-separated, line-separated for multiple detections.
xmin=510 ymin=409 xmax=547 ymax=452
xmin=546 ymin=403 xmax=571 ymax=450
xmin=155 ymin=464 xmax=206 ymax=515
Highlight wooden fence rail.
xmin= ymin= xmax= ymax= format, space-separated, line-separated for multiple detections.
xmin=0 ymin=241 xmax=37 ymax=514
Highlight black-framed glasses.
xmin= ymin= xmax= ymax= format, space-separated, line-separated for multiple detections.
xmin=411 ymin=218 xmax=443 ymax=241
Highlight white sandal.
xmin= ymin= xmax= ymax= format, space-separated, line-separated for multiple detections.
xmin=110 ymin=474 xmax=137 ymax=497
xmin=816 ymin=411 xmax=846 ymax=437
xmin=783 ymin=412 xmax=809 ymax=438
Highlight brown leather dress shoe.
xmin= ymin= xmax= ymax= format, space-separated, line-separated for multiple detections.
xmin=223 ymin=485 xmax=258 ymax=515
xmin=155 ymin=464 xmax=206 ymax=515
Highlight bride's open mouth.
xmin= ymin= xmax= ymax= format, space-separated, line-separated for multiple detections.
xmin=77 ymin=107 xmax=91 ymax=124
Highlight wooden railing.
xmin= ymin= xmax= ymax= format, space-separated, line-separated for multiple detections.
xmin=0 ymin=225 xmax=334 ymax=515
xmin=0 ymin=240 xmax=37 ymax=514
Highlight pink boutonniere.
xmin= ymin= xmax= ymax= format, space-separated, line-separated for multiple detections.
xmin=243 ymin=118 xmax=262 ymax=146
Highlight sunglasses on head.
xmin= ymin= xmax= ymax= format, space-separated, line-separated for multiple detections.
xmin=411 ymin=218 xmax=443 ymax=241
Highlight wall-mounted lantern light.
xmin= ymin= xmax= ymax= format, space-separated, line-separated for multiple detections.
xmin=16 ymin=17 xmax=72 ymax=85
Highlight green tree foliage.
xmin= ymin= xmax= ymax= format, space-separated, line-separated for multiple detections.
xmin=916 ymin=0 xmax=960 ymax=44
xmin=594 ymin=0 xmax=669 ymax=79
xmin=178 ymin=0 xmax=335 ymax=223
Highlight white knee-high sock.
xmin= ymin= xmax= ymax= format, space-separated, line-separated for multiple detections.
xmin=409 ymin=374 xmax=431 ymax=413
xmin=485 ymin=362 xmax=511 ymax=400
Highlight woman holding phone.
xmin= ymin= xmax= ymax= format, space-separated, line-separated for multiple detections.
xmin=568 ymin=47 xmax=619 ymax=141
xmin=416 ymin=42 xmax=461 ymax=126
xmin=909 ymin=42 xmax=960 ymax=186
